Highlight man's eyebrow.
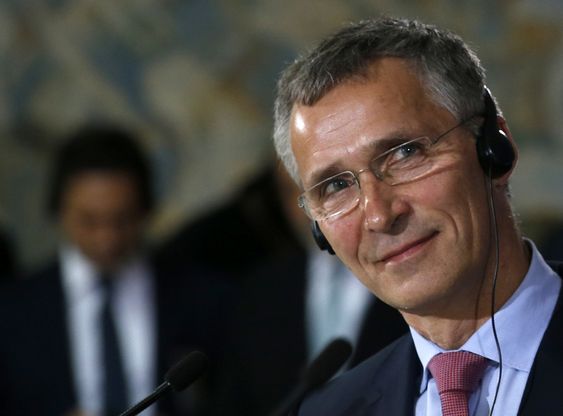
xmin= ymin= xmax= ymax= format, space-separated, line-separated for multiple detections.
xmin=305 ymin=164 xmax=345 ymax=189
xmin=304 ymin=134 xmax=415 ymax=188
xmin=367 ymin=135 xmax=414 ymax=153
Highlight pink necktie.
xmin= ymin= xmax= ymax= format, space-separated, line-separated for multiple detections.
xmin=428 ymin=351 xmax=489 ymax=416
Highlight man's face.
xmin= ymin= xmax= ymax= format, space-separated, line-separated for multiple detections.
xmin=290 ymin=58 xmax=493 ymax=317
xmin=59 ymin=171 xmax=147 ymax=272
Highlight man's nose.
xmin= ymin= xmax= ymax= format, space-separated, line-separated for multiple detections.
xmin=359 ymin=174 xmax=411 ymax=233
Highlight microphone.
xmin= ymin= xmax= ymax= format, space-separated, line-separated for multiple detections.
xmin=118 ymin=350 xmax=208 ymax=416
xmin=268 ymin=338 xmax=353 ymax=416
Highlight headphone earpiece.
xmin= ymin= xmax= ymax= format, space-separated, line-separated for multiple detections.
xmin=311 ymin=221 xmax=335 ymax=255
xmin=476 ymin=87 xmax=516 ymax=178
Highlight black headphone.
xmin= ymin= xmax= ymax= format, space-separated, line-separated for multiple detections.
xmin=312 ymin=221 xmax=335 ymax=254
xmin=476 ymin=87 xmax=516 ymax=178
xmin=311 ymin=87 xmax=516 ymax=254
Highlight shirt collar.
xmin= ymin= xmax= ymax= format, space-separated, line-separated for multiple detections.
xmin=60 ymin=245 xmax=99 ymax=303
xmin=412 ymin=239 xmax=561 ymax=393
xmin=60 ymin=245 xmax=149 ymax=303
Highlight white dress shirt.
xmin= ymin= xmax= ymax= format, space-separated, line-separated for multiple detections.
xmin=412 ymin=240 xmax=561 ymax=415
xmin=60 ymin=245 xmax=157 ymax=416
xmin=305 ymin=248 xmax=373 ymax=361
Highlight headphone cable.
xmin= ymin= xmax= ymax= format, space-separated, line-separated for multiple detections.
xmin=487 ymin=172 xmax=503 ymax=416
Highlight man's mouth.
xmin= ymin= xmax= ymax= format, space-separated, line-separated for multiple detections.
xmin=378 ymin=232 xmax=439 ymax=264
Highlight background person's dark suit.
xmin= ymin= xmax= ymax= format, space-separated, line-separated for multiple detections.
xmin=0 ymin=258 xmax=233 ymax=416
xmin=0 ymin=226 xmax=18 ymax=283
xmin=155 ymin=166 xmax=302 ymax=283
xmin=217 ymin=250 xmax=408 ymax=416
xmin=295 ymin=263 xmax=563 ymax=416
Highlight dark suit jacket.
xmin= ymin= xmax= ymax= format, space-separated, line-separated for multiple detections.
xmin=0 ymin=258 xmax=234 ymax=416
xmin=216 ymin=251 xmax=408 ymax=416
xmin=296 ymin=263 xmax=563 ymax=415
xmin=155 ymin=166 xmax=302 ymax=283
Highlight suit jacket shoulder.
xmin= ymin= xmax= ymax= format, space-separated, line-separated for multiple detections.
xmin=152 ymin=259 xmax=239 ymax=415
xmin=297 ymin=333 xmax=421 ymax=416
xmin=518 ymin=260 xmax=563 ymax=414
xmin=214 ymin=251 xmax=309 ymax=416
xmin=0 ymin=261 xmax=77 ymax=416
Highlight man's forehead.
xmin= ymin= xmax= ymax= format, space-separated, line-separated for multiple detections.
xmin=290 ymin=59 xmax=430 ymax=123
xmin=289 ymin=70 xmax=456 ymax=187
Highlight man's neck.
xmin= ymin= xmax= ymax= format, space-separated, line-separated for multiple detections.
xmin=401 ymin=237 xmax=531 ymax=350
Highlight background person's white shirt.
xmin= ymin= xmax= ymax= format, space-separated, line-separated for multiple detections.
xmin=61 ymin=245 xmax=157 ymax=416
xmin=306 ymin=248 xmax=373 ymax=362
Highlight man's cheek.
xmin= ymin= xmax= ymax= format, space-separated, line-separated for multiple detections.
xmin=327 ymin=219 xmax=361 ymax=259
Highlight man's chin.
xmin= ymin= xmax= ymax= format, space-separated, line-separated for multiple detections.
xmin=364 ymin=267 xmax=444 ymax=310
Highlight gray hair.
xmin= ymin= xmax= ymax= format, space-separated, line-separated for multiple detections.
xmin=273 ymin=17 xmax=488 ymax=184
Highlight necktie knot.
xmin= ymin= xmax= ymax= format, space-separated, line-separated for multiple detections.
xmin=99 ymin=274 xmax=115 ymax=293
xmin=428 ymin=351 xmax=488 ymax=416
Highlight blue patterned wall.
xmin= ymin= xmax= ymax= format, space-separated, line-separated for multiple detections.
xmin=1 ymin=0 xmax=562 ymax=268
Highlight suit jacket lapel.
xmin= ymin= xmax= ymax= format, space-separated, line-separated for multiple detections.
xmin=340 ymin=335 xmax=421 ymax=416
xmin=38 ymin=264 xmax=78 ymax=412
xmin=52 ymin=268 xmax=78 ymax=404
xmin=518 ymin=270 xmax=563 ymax=415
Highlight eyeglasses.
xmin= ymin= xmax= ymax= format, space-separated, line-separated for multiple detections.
xmin=297 ymin=119 xmax=472 ymax=221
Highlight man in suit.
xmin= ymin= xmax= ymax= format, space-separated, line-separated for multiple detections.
xmin=0 ymin=125 xmax=231 ymax=416
xmin=272 ymin=17 xmax=563 ymax=415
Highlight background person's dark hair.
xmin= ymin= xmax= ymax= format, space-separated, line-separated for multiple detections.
xmin=47 ymin=124 xmax=154 ymax=217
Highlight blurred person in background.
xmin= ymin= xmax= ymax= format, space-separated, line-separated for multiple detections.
xmin=155 ymin=162 xmax=303 ymax=283
xmin=538 ymin=220 xmax=563 ymax=261
xmin=215 ymin=165 xmax=407 ymax=415
xmin=0 ymin=124 xmax=232 ymax=416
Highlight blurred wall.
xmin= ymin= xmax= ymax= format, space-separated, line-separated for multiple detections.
xmin=0 ymin=0 xmax=562 ymax=270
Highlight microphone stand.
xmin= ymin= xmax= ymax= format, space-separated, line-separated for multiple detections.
xmin=118 ymin=381 xmax=171 ymax=416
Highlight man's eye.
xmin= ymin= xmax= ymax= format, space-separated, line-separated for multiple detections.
xmin=396 ymin=141 xmax=424 ymax=158
xmin=386 ymin=140 xmax=427 ymax=166
xmin=320 ymin=176 xmax=354 ymax=198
